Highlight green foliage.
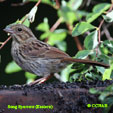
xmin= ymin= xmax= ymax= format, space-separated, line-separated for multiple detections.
xmin=58 ymin=1 xmax=76 ymax=24
xmin=37 ymin=18 xmax=49 ymax=32
xmin=84 ymin=30 xmax=98 ymax=50
xmin=75 ymin=50 xmax=94 ymax=59
xmin=25 ymin=72 xmax=37 ymax=84
xmin=102 ymin=63 xmax=113 ymax=81
xmin=68 ymin=0 xmax=83 ymax=11
xmin=103 ymin=10 xmax=113 ymax=22
xmin=5 ymin=61 xmax=22 ymax=74
xmin=72 ymin=22 xmax=96 ymax=36
xmin=89 ymin=88 xmax=99 ymax=94
xmin=61 ymin=64 xmax=74 ymax=82
xmin=89 ymin=84 xmax=113 ymax=113
xmin=86 ymin=3 xmax=110 ymax=23
xmin=100 ymin=84 xmax=113 ymax=113
xmin=37 ymin=18 xmax=67 ymax=47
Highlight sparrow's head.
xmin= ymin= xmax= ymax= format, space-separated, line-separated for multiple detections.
xmin=4 ymin=24 xmax=36 ymax=43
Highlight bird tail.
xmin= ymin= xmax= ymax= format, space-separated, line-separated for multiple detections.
xmin=61 ymin=58 xmax=109 ymax=68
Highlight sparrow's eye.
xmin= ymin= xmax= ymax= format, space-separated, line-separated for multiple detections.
xmin=17 ymin=28 xmax=22 ymax=32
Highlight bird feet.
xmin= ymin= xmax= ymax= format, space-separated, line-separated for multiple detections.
xmin=28 ymin=74 xmax=54 ymax=86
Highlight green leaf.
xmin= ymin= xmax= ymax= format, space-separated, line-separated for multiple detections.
xmin=25 ymin=72 xmax=36 ymax=79
xmin=48 ymin=29 xmax=67 ymax=45
xmin=100 ymin=44 xmax=109 ymax=55
xmin=69 ymin=73 xmax=80 ymax=82
xmin=102 ymin=40 xmax=113 ymax=54
xmin=75 ymin=50 xmax=94 ymax=59
xmin=5 ymin=61 xmax=22 ymax=74
xmin=85 ymin=72 xmax=93 ymax=78
xmin=86 ymin=3 xmax=110 ymax=23
xmin=56 ymin=41 xmax=67 ymax=51
xmin=61 ymin=64 xmax=74 ymax=82
xmin=37 ymin=18 xmax=49 ymax=32
xmin=86 ymin=13 xmax=102 ymax=23
xmin=97 ymin=54 xmax=110 ymax=64
xmin=93 ymin=3 xmax=110 ymax=13
xmin=72 ymin=22 xmax=96 ymax=36
xmin=23 ymin=18 xmax=30 ymax=27
xmin=102 ymin=64 xmax=113 ymax=81
xmin=89 ymin=88 xmax=99 ymax=94
xmin=84 ymin=30 xmax=98 ymax=50
xmin=105 ymin=84 xmax=113 ymax=91
xmin=58 ymin=1 xmax=77 ymax=24
xmin=96 ymin=66 xmax=105 ymax=74
xmin=68 ymin=0 xmax=83 ymax=11
xmin=58 ymin=9 xmax=76 ymax=24
xmin=104 ymin=40 xmax=113 ymax=48
xmin=103 ymin=10 xmax=113 ymax=23
xmin=40 ymin=32 xmax=50 ymax=40
xmin=25 ymin=72 xmax=37 ymax=84
xmin=99 ymin=92 xmax=110 ymax=101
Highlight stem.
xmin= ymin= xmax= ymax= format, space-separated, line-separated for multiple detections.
xmin=97 ymin=2 xmax=113 ymax=42
xmin=45 ymin=17 xmax=63 ymax=42
xmin=50 ymin=17 xmax=63 ymax=32
xmin=21 ymin=0 xmax=42 ymax=24
xmin=0 ymin=0 xmax=42 ymax=50
xmin=66 ymin=23 xmax=83 ymax=51
xmin=35 ymin=0 xmax=42 ymax=7
xmin=74 ymin=37 xmax=83 ymax=50
xmin=0 ymin=36 xmax=12 ymax=49
xmin=55 ymin=0 xmax=60 ymax=8
xmin=21 ymin=14 xmax=28 ymax=24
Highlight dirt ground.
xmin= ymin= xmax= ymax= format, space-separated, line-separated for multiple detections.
xmin=0 ymin=80 xmax=113 ymax=113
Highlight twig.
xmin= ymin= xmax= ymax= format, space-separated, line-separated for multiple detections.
xmin=11 ymin=1 xmax=29 ymax=6
xmin=50 ymin=17 xmax=63 ymax=32
xmin=96 ymin=2 xmax=113 ymax=56
xmin=55 ymin=0 xmax=60 ymax=8
xmin=0 ymin=36 xmax=12 ymax=49
xmin=35 ymin=0 xmax=42 ymax=7
xmin=106 ymin=2 xmax=113 ymax=13
xmin=98 ymin=19 xmax=104 ymax=43
xmin=22 ymin=0 xmax=42 ymax=23
xmin=45 ymin=17 xmax=63 ymax=42
xmin=0 ymin=0 xmax=5 ymax=2
xmin=101 ymin=23 xmax=112 ymax=35
xmin=0 ymin=0 xmax=42 ymax=50
xmin=98 ymin=2 xmax=113 ymax=43
xmin=66 ymin=23 xmax=83 ymax=51
xmin=86 ymin=0 xmax=91 ymax=6
xmin=102 ymin=23 xmax=113 ymax=41
xmin=21 ymin=14 xmax=29 ymax=24
xmin=74 ymin=37 xmax=83 ymax=50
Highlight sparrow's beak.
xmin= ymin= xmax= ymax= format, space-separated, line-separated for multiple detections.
xmin=3 ymin=27 xmax=14 ymax=34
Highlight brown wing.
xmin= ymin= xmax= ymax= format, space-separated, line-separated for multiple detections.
xmin=20 ymin=40 xmax=70 ymax=59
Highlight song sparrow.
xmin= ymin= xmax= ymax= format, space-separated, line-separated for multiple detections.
xmin=4 ymin=24 xmax=109 ymax=85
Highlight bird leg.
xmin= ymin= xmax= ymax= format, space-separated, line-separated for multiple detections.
xmin=29 ymin=73 xmax=54 ymax=86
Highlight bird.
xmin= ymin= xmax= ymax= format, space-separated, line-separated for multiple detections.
xmin=3 ymin=24 xmax=109 ymax=85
